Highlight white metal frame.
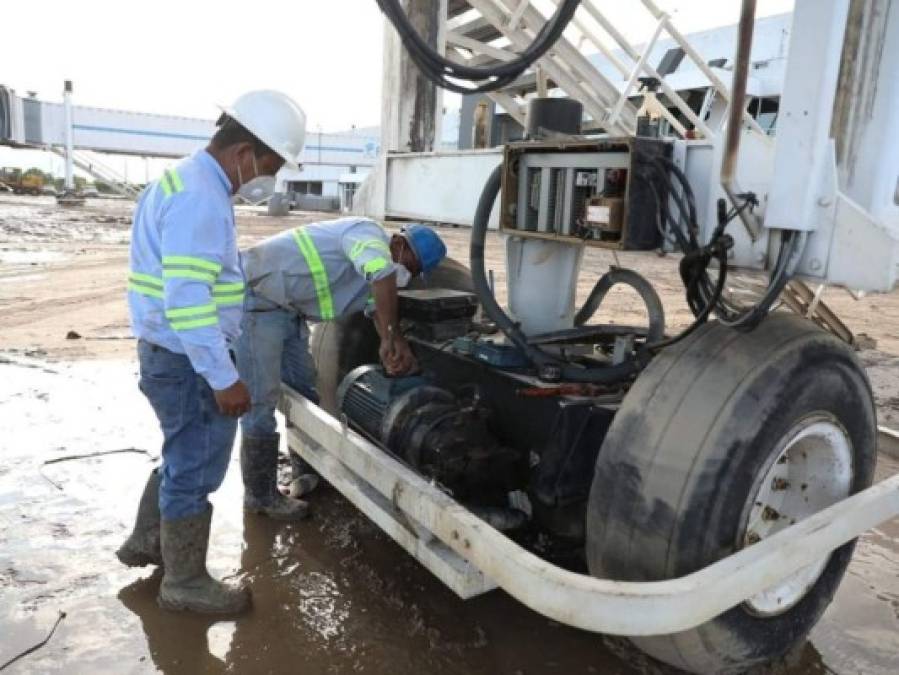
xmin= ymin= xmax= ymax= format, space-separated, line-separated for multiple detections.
xmin=282 ymin=386 xmax=899 ymax=637
xmin=446 ymin=0 xmax=758 ymax=140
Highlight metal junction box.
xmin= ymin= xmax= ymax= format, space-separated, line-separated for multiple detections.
xmin=500 ymin=138 xmax=672 ymax=251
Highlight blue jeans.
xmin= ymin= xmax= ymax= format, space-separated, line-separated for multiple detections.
xmin=137 ymin=340 xmax=237 ymax=520
xmin=235 ymin=295 xmax=318 ymax=439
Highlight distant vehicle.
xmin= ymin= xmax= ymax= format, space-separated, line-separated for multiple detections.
xmin=40 ymin=185 xmax=57 ymax=197
xmin=0 ymin=167 xmax=44 ymax=195
xmin=81 ymin=187 xmax=99 ymax=198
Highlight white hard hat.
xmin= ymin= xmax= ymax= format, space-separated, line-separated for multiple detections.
xmin=219 ymin=90 xmax=306 ymax=169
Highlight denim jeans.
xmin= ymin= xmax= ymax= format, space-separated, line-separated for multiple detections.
xmin=235 ymin=294 xmax=318 ymax=440
xmin=137 ymin=340 xmax=237 ymax=520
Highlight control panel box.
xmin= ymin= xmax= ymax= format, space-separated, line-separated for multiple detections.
xmin=500 ymin=137 xmax=672 ymax=251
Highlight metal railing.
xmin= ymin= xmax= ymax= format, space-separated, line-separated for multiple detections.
xmin=446 ymin=0 xmax=773 ymax=141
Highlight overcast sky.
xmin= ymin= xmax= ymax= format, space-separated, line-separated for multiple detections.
xmin=0 ymin=0 xmax=794 ymax=175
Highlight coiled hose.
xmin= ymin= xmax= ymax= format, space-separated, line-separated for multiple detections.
xmin=469 ymin=166 xmax=647 ymax=384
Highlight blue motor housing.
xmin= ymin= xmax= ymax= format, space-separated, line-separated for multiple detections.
xmin=336 ymin=364 xmax=522 ymax=498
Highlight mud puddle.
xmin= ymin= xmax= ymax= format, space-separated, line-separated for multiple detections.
xmin=0 ymin=357 xmax=897 ymax=674
xmin=0 ymin=196 xmax=132 ymax=245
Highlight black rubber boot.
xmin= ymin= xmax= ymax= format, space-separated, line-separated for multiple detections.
xmin=241 ymin=433 xmax=309 ymax=521
xmin=116 ymin=469 xmax=162 ymax=567
xmin=158 ymin=505 xmax=251 ymax=615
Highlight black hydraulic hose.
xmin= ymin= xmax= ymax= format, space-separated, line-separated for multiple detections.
xmin=376 ymin=0 xmax=581 ymax=94
xmin=470 ymin=166 xmax=643 ymax=383
xmin=655 ymin=156 xmax=699 ymax=228
xmin=574 ymin=268 xmax=666 ymax=343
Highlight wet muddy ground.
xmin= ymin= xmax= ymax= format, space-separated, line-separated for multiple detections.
xmin=1 ymin=195 xmax=898 ymax=674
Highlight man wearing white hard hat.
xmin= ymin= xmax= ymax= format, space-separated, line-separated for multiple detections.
xmin=116 ymin=90 xmax=307 ymax=616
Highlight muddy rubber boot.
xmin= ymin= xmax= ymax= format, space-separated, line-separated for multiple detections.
xmin=158 ymin=506 xmax=251 ymax=615
xmin=116 ymin=469 xmax=163 ymax=567
xmin=288 ymin=449 xmax=320 ymax=499
xmin=241 ymin=433 xmax=309 ymax=521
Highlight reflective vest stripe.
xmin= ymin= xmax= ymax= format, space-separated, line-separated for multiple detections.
xmin=292 ymin=228 xmax=335 ymax=320
xmin=350 ymin=239 xmax=391 ymax=260
xmin=169 ymin=315 xmax=219 ymax=331
xmin=168 ymin=169 xmax=184 ymax=193
xmin=162 ymin=256 xmax=222 ymax=273
xmin=128 ymin=282 xmax=164 ymax=299
xmin=213 ymin=281 xmax=245 ymax=292
xmin=160 ymin=169 xmax=184 ymax=198
xmin=162 ymin=268 xmax=216 ymax=283
xmin=165 ymin=302 xmax=219 ymax=331
xmin=161 ymin=256 xmax=221 ymax=284
xmin=362 ymin=257 xmax=389 ymax=277
xmin=213 ymin=293 xmax=245 ymax=306
xmin=128 ymin=272 xmax=164 ymax=299
xmin=165 ymin=303 xmax=217 ymax=319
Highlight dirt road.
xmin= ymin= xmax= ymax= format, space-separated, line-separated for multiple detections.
xmin=1 ymin=195 xmax=898 ymax=674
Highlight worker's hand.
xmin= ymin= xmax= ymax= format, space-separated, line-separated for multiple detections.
xmin=214 ymin=380 xmax=252 ymax=417
xmin=381 ymin=336 xmax=419 ymax=376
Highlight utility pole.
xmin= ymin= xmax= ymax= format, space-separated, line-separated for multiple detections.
xmin=380 ymin=0 xmax=447 ymax=153
xmin=63 ymin=80 xmax=75 ymax=193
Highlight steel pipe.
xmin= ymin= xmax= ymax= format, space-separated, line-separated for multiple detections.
xmin=721 ymin=0 xmax=762 ymax=241
xmin=282 ymin=387 xmax=899 ymax=637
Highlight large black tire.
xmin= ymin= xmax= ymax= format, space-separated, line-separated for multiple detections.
xmin=586 ymin=313 xmax=877 ymax=674
xmin=310 ymin=256 xmax=475 ymax=414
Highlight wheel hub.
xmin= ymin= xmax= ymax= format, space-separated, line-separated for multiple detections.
xmin=742 ymin=414 xmax=853 ymax=617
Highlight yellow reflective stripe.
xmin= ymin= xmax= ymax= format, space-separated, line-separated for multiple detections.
xmin=292 ymin=228 xmax=335 ymax=320
xmin=129 ymin=272 xmax=163 ymax=287
xmin=167 ymin=169 xmax=184 ymax=193
xmin=162 ymin=256 xmax=222 ymax=273
xmin=214 ymin=294 xmax=245 ymax=306
xmin=213 ymin=282 xmax=245 ymax=293
xmin=363 ymin=257 xmax=389 ymax=276
xmin=350 ymin=239 xmax=391 ymax=260
xmin=165 ymin=303 xmax=217 ymax=319
xmin=128 ymin=282 xmax=164 ymax=299
xmin=160 ymin=173 xmax=173 ymax=197
xmin=163 ymin=269 xmax=216 ymax=283
xmin=170 ymin=316 xmax=219 ymax=331
xmin=212 ymin=279 xmax=245 ymax=306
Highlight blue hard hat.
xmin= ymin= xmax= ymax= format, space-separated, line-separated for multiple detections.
xmin=401 ymin=224 xmax=446 ymax=275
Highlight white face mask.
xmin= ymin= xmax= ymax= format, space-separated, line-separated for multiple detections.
xmin=236 ymin=153 xmax=260 ymax=189
xmin=395 ymin=264 xmax=412 ymax=288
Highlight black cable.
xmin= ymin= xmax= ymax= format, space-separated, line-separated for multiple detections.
xmin=375 ymin=0 xmax=581 ymax=93
xmin=574 ymin=267 xmax=666 ymax=342
xmin=640 ymin=175 xmax=731 ymax=348
xmin=718 ymin=231 xmax=800 ymax=331
xmin=470 ymin=166 xmax=644 ymax=383
xmin=639 ymin=156 xmax=806 ymax=336
xmin=0 ymin=611 xmax=66 ymax=672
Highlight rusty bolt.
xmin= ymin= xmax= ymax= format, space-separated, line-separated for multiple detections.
xmin=746 ymin=530 xmax=762 ymax=546
xmin=772 ymin=477 xmax=790 ymax=491
xmin=762 ymin=505 xmax=782 ymax=521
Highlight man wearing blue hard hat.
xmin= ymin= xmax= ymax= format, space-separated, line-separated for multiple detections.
xmin=236 ymin=217 xmax=446 ymax=521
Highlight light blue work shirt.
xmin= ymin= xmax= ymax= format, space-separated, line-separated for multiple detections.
xmin=127 ymin=150 xmax=245 ymax=390
xmin=241 ymin=217 xmax=397 ymax=320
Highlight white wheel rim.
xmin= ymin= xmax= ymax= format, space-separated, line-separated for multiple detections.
xmin=742 ymin=414 xmax=853 ymax=617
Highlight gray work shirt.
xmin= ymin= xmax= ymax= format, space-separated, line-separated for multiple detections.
xmin=241 ymin=217 xmax=397 ymax=321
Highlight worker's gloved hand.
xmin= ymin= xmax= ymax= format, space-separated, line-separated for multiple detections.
xmin=214 ymin=380 xmax=252 ymax=417
xmin=381 ymin=337 xmax=419 ymax=377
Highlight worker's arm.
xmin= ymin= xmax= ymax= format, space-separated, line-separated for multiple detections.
xmin=160 ymin=193 xmax=250 ymax=416
xmin=341 ymin=220 xmax=417 ymax=375
xmin=370 ymin=273 xmax=417 ymax=375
